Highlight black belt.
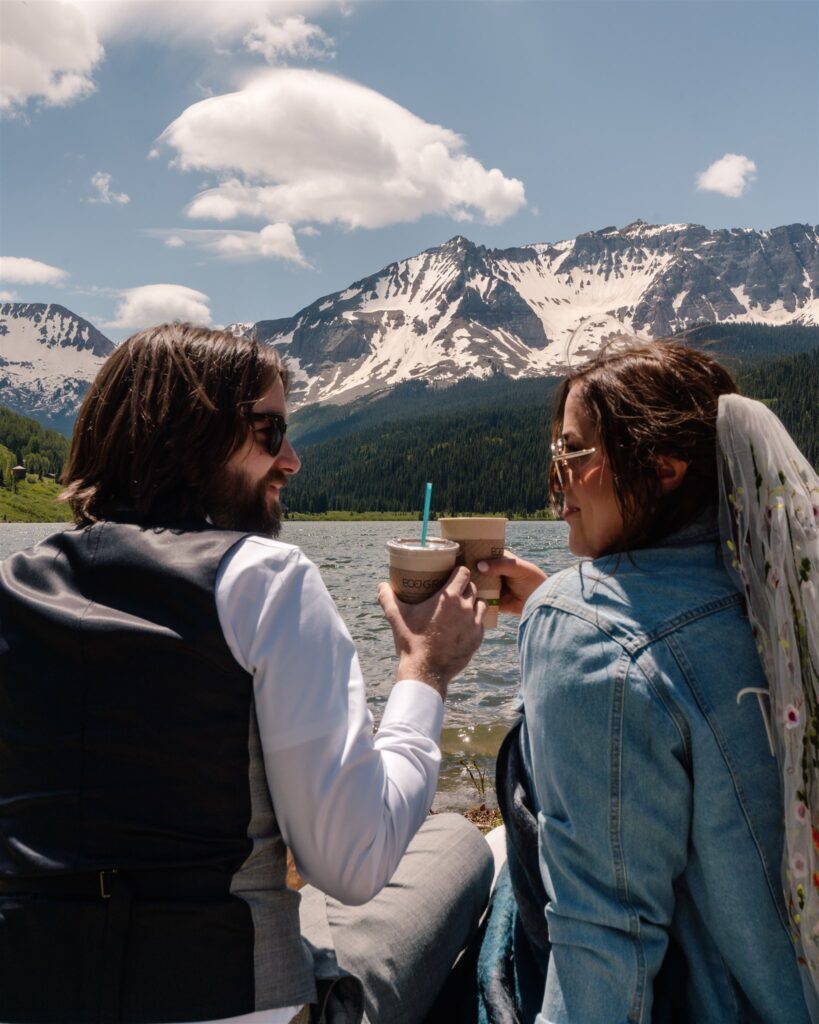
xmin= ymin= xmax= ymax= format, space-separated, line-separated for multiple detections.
xmin=0 ymin=867 xmax=232 ymax=1024
xmin=0 ymin=865 xmax=232 ymax=900
xmin=0 ymin=868 xmax=122 ymax=899
xmin=0 ymin=870 xmax=131 ymax=1023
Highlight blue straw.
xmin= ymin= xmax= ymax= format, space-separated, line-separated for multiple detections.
xmin=420 ymin=481 xmax=433 ymax=546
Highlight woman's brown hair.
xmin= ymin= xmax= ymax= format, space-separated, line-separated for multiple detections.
xmin=61 ymin=323 xmax=289 ymax=525
xmin=549 ymin=341 xmax=737 ymax=552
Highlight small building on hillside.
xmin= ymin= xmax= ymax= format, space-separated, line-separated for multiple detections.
xmin=12 ymin=465 xmax=26 ymax=482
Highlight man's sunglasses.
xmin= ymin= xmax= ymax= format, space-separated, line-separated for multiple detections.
xmin=248 ymin=412 xmax=288 ymax=457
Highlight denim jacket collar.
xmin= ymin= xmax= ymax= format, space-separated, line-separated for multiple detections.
xmin=651 ymin=507 xmax=719 ymax=549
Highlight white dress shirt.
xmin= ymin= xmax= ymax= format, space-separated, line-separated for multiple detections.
xmin=185 ymin=535 xmax=445 ymax=1024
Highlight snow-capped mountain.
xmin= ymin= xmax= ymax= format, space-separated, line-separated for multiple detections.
xmin=2 ymin=223 xmax=817 ymax=433
xmin=235 ymin=221 xmax=819 ymax=407
xmin=0 ymin=303 xmax=114 ymax=433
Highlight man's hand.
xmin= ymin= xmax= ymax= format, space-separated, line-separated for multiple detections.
xmin=378 ymin=566 xmax=484 ymax=700
xmin=476 ymin=550 xmax=548 ymax=616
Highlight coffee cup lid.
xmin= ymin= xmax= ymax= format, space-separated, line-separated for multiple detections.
xmin=387 ymin=537 xmax=460 ymax=553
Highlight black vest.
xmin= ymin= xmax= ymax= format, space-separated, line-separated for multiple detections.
xmin=0 ymin=520 xmax=314 ymax=1022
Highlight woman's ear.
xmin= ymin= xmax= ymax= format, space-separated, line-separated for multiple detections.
xmin=656 ymin=455 xmax=689 ymax=495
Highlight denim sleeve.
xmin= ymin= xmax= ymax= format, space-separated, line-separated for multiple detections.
xmin=519 ymin=606 xmax=691 ymax=1024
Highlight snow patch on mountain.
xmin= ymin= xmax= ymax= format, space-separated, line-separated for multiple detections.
xmin=0 ymin=303 xmax=115 ymax=432
xmin=233 ymin=221 xmax=819 ymax=408
xmin=4 ymin=222 xmax=818 ymax=432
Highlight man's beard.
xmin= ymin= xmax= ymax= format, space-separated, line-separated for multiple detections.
xmin=206 ymin=466 xmax=287 ymax=536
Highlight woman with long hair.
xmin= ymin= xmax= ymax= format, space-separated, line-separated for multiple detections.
xmin=478 ymin=341 xmax=818 ymax=1022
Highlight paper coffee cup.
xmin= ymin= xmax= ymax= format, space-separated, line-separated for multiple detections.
xmin=438 ymin=518 xmax=507 ymax=628
xmin=387 ymin=537 xmax=460 ymax=604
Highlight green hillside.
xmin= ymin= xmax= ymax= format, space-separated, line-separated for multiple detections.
xmin=681 ymin=323 xmax=819 ymax=367
xmin=736 ymin=348 xmax=819 ymax=466
xmin=286 ymin=345 xmax=819 ymax=515
xmin=0 ymin=474 xmax=71 ymax=523
xmin=288 ymin=392 xmax=557 ymax=516
xmin=0 ymin=406 xmax=71 ymax=479
xmin=0 ymin=407 xmax=73 ymax=522
xmin=289 ymin=372 xmax=554 ymax=448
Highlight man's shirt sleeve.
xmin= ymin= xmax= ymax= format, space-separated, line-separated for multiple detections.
xmin=215 ymin=536 xmax=444 ymax=905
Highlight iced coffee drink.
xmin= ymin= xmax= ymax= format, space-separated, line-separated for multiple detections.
xmin=387 ymin=537 xmax=460 ymax=604
xmin=438 ymin=517 xmax=507 ymax=627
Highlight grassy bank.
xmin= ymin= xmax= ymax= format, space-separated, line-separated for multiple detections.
xmin=286 ymin=510 xmax=422 ymax=521
xmin=0 ymin=477 xmax=72 ymax=523
xmin=285 ymin=509 xmax=558 ymax=522
xmin=0 ymin=491 xmax=558 ymax=525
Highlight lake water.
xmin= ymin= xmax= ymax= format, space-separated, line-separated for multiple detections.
xmin=0 ymin=520 xmax=573 ymax=809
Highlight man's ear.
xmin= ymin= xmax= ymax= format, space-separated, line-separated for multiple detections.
xmin=656 ymin=455 xmax=689 ymax=495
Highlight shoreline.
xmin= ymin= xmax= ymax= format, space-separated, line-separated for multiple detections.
xmin=0 ymin=479 xmax=558 ymax=524
xmin=1 ymin=510 xmax=558 ymax=524
xmin=284 ymin=510 xmax=557 ymax=522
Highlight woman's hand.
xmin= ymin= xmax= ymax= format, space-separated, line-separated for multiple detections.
xmin=378 ymin=566 xmax=484 ymax=699
xmin=477 ymin=549 xmax=548 ymax=615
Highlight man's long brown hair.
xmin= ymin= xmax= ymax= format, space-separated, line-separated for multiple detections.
xmin=61 ymin=323 xmax=289 ymax=525
xmin=549 ymin=341 xmax=737 ymax=552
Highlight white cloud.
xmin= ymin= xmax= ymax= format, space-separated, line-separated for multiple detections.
xmin=84 ymin=2 xmax=338 ymax=46
xmin=696 ymin=153 xmax=757 ymax=198
xmin=161 ymin=69 xmax=526 ymax=229
xmin=106 ymin=284 xmax=212 ymax=329
xmin=1 ymin=1 xmax=103 ymax=114
xmin=0 ymin=290 xmax=18 ymax=303
xmin=3 ymin=2 xmax=341 ymax=115
xmin=147 ymin=225 xmax=308 ymax=266
xmin=148 ymin=147 xmax=161 ymax=160
xmin=0 ymin=256 xmax=69 ymax=285
xmin=245 ymin=15 xmax=334 ymax=63
xmin=298 ymin=225 xmax=320 ymax=237
xmin=88 ymin=171 xmax=130 ymax=204
xmin=210 ymin=224 xmax=308 ymax=264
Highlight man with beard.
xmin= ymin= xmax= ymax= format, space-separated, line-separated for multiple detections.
xmin=0 ymin=324 xmax=491 ymax=1024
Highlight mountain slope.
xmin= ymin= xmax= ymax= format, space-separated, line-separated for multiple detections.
xmin=284 ymin=344 xmax=819 ymax=515
xmin=236 ymin=222 xmax=819 ymax=408
xmin=0 ymin=303 xmax=115 ymax=434
xmin=288 ymin=323 xmax=819 ymax=450
xmin=286 ymin=375 xmax=558 ymax=515
xmin=3 ymin=222 xmax=817 ymax=435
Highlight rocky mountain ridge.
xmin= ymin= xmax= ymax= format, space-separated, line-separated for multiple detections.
xmin=2 ymin=222 xmax=818 ymax=431
xmin=235 ymin=221 xmax=819 ymax=406
xmin=0 ymin=303 xmax=114 ymax=433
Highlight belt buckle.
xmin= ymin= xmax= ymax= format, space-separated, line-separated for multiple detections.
xmin=99 ymin=869 xmax=118 ymax=900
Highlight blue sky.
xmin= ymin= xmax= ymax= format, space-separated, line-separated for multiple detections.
xmin=1 ymin=0 xmax=817 ymax=340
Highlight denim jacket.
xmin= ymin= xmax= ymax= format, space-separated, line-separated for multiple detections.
xmin=517 ymin=517 xmax=811 ymax=1023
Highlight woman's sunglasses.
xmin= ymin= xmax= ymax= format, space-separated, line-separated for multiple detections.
xmin=248 ymin=412 xmax=288 ymax=457
xmin=550 ymin=436 xmax=597 ymax=488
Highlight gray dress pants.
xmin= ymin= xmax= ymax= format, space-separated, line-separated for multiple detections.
xmin=300 ymin=813 xmax=494 ymax=1024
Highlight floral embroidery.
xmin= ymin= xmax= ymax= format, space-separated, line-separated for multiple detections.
xmin=719 ymin=396 xmax=819 ymax=993
xmin=786 ymin=705 xmax=801 ymax=729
